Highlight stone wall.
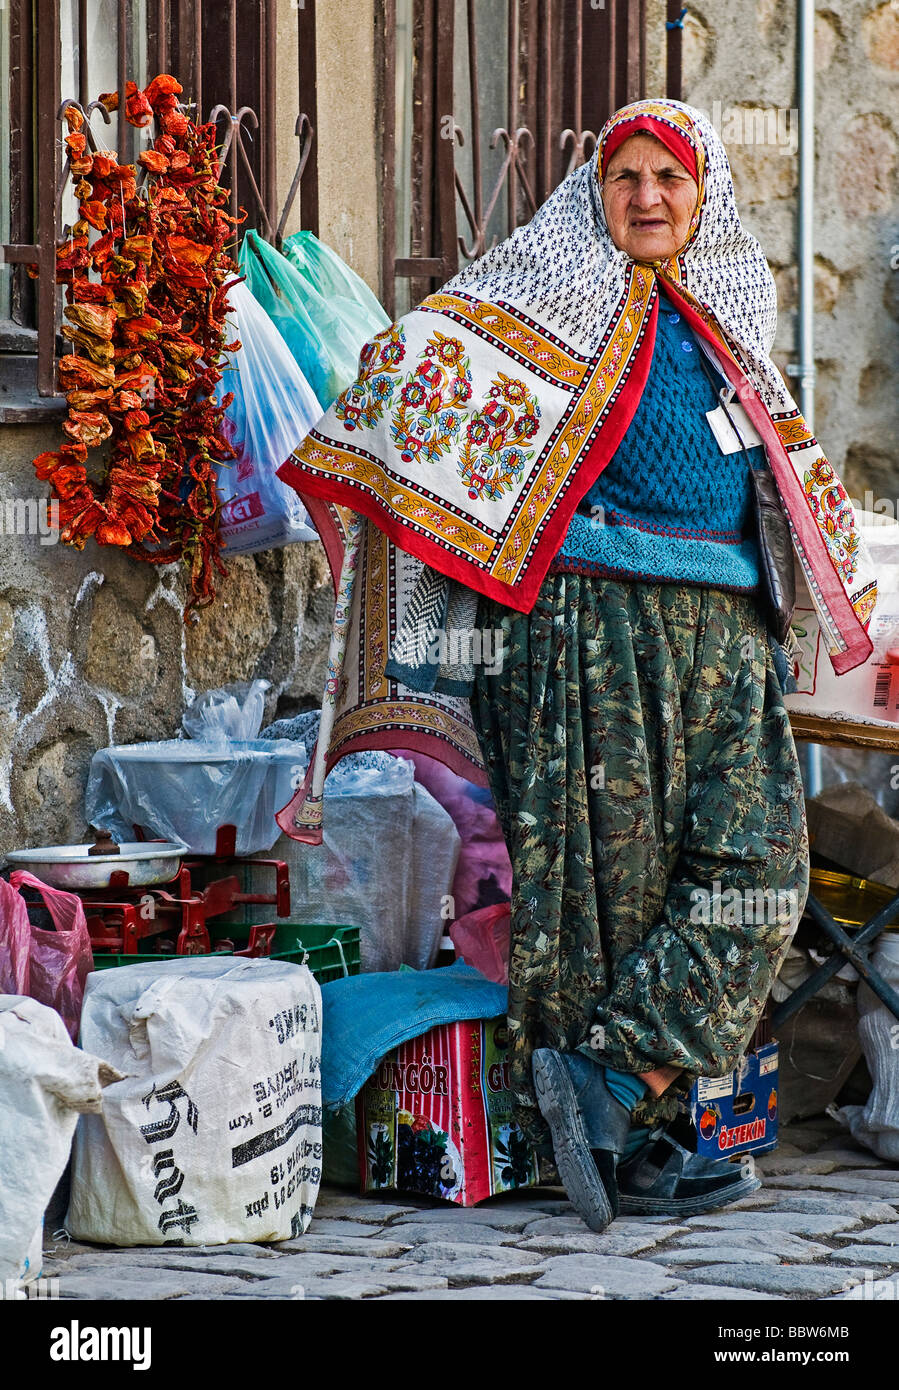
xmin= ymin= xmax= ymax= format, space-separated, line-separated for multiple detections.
xmin=653 ymin=0 xmax=899 ymax=508
xmin=0 ymin=0 xmax=381 ymax=854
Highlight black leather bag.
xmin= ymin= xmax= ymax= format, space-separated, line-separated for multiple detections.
xmin=747 ymin=462 xmax=795 ymax=646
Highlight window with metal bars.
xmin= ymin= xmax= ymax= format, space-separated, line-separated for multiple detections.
xmin=0 ymin=0 xmax=318 ymax=415
xmin=379 ymin=0 xmax=684 ymax=320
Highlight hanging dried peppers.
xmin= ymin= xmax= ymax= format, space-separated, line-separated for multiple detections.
xmin=33 ymin=77 xmax=242 ymax=617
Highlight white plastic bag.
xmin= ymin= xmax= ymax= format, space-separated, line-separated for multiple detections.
xmin=84 ymin=737 xmax=306 ymax=855
xmin=67 ymin=956 xmax=322 ymax=1246
xmin=181 ymin=679 xmax=270 ymax=744
xmin=785 ymin=511 xmax=899 ymax=723
xmin=0 ymin=996 xmax=117 ymax=1285
xmin=241 ymin=758 xmax=462 ymax=972
xmin=837 ymin=935 xmax=899 ymax=1161
xmin=214 ymin=278 xmax=321 ymax=555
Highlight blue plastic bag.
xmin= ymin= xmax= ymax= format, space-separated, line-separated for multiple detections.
xmin=239 ymin=231 xmax=371 ymax=408
xmin=281 ymin=230 xmax=390 ymax=343
xmin=213 ymin=278 xmax=321 ymax=554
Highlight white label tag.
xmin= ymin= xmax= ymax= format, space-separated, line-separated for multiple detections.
xmin=706 ymin=401 xmax=764 ymax=455
xmin=697 ymin=1074 xmax=735 ymax=1101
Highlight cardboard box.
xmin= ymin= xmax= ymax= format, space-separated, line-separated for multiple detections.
xmin=356 ymin=1016 xmax=539 ymax=1205
xmin=685 ymin=1042 xmax=779 ymax=1157
xmin=806 ymin=783 xmax=899 ymax=890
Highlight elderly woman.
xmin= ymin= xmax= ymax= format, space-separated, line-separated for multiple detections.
xmin=278 ymin=99 xmax=876 ymax=1231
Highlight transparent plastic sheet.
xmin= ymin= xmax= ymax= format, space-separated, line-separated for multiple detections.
xmin=4 ymin=872 xmax=95 ymax=1041
xmin=86 ymin=682 xmax=308 ymax=855
xmin=181 ymin=679 xmax=270 ymax=744
xmin=213 ymin=280 xmax=321 ymax=555
xmin=236 ymin=755 xmax=462 ymax=972
xmin=238 ymin=231 xmax=368 ymax=409
xmin=84 ymin=739 xmax=307 ymax=856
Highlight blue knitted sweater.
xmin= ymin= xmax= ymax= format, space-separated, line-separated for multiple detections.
xmin=552 ymin=293 xmax=761 ymax=590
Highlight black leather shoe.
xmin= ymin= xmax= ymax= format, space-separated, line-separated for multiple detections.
xmin=617 ymin=1127 xmax=762 ymax=1217
xmin=531 ymin=1049 xmax=632 ymax=1232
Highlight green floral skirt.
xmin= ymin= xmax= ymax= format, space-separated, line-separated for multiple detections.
xmin=470 ymin=572 xmax=809 ymax=1157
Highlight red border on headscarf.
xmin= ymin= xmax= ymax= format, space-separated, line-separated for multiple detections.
xmin=601 ymin=115 xmax=699 ymax=183
xmin=659 ymin=278 xmax=873 ymax=674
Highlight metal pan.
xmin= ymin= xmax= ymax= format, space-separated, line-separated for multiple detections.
xmin=5 ymin=841 xmax=187 ymax=890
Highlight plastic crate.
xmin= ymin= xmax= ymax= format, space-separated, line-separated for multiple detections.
xmin=265 ymin=923 xmax=361 ymax=983
xmin=90 ymin=923 xmax=360 ymax=986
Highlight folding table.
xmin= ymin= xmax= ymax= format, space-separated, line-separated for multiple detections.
xmin=771 ymin=711 xmax=899 ymax=1029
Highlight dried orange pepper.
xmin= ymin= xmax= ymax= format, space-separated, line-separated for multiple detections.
xmin=33 ymin=76 xmax=243 ymax=616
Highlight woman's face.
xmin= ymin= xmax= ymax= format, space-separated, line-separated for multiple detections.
xmin=601 ymin=133 xmax=699 ymax=263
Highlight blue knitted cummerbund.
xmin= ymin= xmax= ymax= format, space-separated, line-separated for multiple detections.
xmin=553 ymin=290 xmax=761 ymax=590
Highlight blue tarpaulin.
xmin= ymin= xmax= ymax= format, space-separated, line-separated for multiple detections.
xmin=320 ymin=962 xmax=508 ymax=1109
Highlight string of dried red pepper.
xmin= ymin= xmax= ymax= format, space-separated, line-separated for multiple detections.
xmin=32 ymin=74 xmax=242 ymax=620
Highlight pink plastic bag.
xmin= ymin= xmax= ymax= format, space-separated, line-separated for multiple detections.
xmin=449 ymin=902 xmax=511 ymax=986
xmin=390 ymin=750 xmax=513 ymax=918
xmin=5 ymin=871 xmax=94 ymax=1040
xmin=0 ymin=875 xmax=32 ymax=996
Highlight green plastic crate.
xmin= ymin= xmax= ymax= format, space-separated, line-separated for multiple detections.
xmin=90 ymin=923 xmax=360 ymax=986
xmin=258 ymin=923 xmax=361 ymax=983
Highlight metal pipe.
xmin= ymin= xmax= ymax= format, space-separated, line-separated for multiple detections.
xmin=796 ymin=0 xmax=822 ymax=797
xmin=36 ymin=0 xmax=60 ymax=396
xmin=117 ymin=0 xmax=126 ymax=157
xmin=466 ymin=0 xmax=484 ymax=255
xmin=666 ymin=0 xmax=682 ymax=102
xmin=797 ymin=0 xmax=816 ymax=430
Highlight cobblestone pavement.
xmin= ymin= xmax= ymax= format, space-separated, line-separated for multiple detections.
xmin=40 ymin=1117 xmax=899 ymax=1301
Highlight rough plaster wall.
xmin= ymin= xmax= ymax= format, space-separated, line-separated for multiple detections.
xmin=275 ymin=0 xmax=302 ymax=243
xmin=680 ymin=1 xmax=899 ymax=509
xmin=314 ymin=0 xmax=381 ymax=299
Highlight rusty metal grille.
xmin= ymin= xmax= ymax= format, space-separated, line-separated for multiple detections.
xmin=383 ymin=0 xmax=684 ymax=318
xmin=1 ymin=0 xmax=319 ymax=403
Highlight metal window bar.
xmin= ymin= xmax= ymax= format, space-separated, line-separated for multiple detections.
xmin=2 ymin=0 xmax=319 ymax=398
xmin=387 ymin=0 xmax=676 ymax=316
xmin=5 ymin=0 xmax=38 ymax=336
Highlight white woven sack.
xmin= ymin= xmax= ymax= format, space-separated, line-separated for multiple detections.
xmin=0 ymin=996 xmax=116 ymax=1284
xmin=67 ymin=957 xmax=322 ymax=1246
